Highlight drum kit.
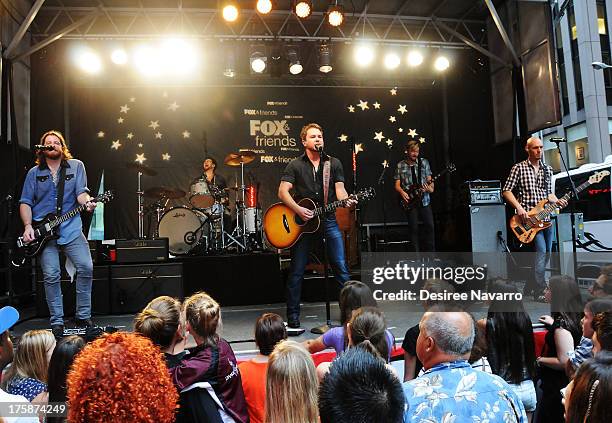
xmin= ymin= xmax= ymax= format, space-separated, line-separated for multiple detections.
xmin=127 ymin=150 xmax=264 ymax=255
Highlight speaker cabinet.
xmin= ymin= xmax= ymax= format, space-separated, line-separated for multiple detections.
xmin=469 ymin=204 xmax=507 ymax=279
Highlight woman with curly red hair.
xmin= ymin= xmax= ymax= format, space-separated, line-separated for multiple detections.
xmin=66 ymin=332 xmax=178 ymax=423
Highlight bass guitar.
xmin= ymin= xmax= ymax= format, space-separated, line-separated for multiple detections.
xmin=509 ymin=170 xmax=609 ymax=244
xmin=263 ymin=187 xmax=375 ymax=249
xmin=16 ymin=190 xmax=114 ymax=258
xmin=400 ymin=163 xmax=456 ymax=210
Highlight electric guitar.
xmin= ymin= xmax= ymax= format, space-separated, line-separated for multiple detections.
xmin=400 ymin=163 xmax=456 ymax=210
xmin=509 ymin=170 xmax=609 ymax=244
xmin=16 ymin=190 xmax=114 ymax=257
xmin=263 ymin=187 xmax=375 ymax=249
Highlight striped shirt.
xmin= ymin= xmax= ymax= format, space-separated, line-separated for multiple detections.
xmin=568 ymin=336 xmax=593 ymax=369
xmin=503 ymin=159 xmax=553 ymax=211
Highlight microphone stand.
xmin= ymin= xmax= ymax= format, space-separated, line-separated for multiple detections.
xmin=552 ymin=139 xmax=578 ymax=279
xmin=377 ymin=149 xmax=392 ymax=252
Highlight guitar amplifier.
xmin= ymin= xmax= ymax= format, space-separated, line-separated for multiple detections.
xmin=467 ymin=180 xmax=503 ymax=205
xmin=114 ymin=238 xmax=169 ymax=263
xmin=110 ymin=262 xmax=183 ymax=314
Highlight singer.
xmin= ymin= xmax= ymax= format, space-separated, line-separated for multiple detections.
xmin=277 ymin=123 xmax=357 ymax=328
xmin=19 ymin=130 xmax=97 ymax=338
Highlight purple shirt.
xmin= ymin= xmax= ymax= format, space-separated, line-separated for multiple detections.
xmin=322 ymin=326 xmax=395 ymax=361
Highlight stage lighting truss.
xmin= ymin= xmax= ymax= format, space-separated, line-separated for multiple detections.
xmin=287 ymin=47 xmax=303 ymax=75
xmin=318 ymin=43 xmax=332 ymax=73
xmin=295 ymin=0 xmax=312 ymax=19
xmin=327 ymin=2 xmax=344 ymax=27
xmin=222 ymin=2 xmax=239 ymax=22
xmin=250 ymin=50 xmax=267 ymax=73
xmin=257 ymin=0 xmax=273 ymax=15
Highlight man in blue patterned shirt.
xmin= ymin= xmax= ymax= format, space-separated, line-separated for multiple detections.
xmin=403 ymin=311 xmax=527 ymax=422
xmin=394 ymin=140 xmax=435 ymax=252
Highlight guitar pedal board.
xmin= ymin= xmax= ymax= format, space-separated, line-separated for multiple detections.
xmin=467 ymin=180 xmax=503 ymax=205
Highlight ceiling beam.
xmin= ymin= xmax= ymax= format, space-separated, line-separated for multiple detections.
xmin=3 ymin=0 xmax=46 ymax=59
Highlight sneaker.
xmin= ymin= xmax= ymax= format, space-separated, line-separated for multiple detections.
xmin=51 ymin=325 xmax=64 ymax=340
xmin=75 ymin=318 xmax=93 ymax=328
xmin=287 ymin=318 xmax=301 ymax=329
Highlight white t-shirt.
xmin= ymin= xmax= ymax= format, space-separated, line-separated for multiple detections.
xmin=0 ymin=388 xmax=40 ymax=423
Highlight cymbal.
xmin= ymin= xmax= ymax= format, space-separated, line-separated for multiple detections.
xmin=224 ymin=150 xmax=257 ymax=167
xmin=126 ymin=162 xmax=158 ymax=176
xmin=144 ymin=186 xmax=186 ymax=199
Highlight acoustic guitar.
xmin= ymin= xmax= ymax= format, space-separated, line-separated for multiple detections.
xmin=263 ymin=187 xmax=375 ymax=249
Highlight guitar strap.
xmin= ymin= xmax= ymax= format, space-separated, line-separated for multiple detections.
xmin=55 ymin=164 xmax=67 ymax=235
xmin=323 ymin=158 xmax=331 ymax=207
xmin=417 ymin=158 xmax=422 ymax=185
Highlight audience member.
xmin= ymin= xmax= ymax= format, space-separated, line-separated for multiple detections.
xmin=66 ymin=331 xmax=178 ymax=422
xmin=484 ymin=282 xmax=537 ymax=421
xmin=319 ymin=347 xmax=405 ymax=423
xmin=589 ymin=264 xmax=612 ymax=297
xmin=402 ymin=278 xmax=455 ymax=381
xmin=170 ymin=292 xmax=248 ymax=423
xmin=2 ymin=330 xmax=55 ymax=401
xmin=134 ymin=296 xmax=186 ymax=368
xmin=591 ymin=311 xmax=612 ymax=354
xmin=265 ymin=340 xmax=318 ymax=423
xmin=564 ymin=351 xmax=612 ymax=422
xmin=536 ymin=275 xmax=583 ymax=423
xmin=403 ymin=311 xmax=527 ymax=422
xmin=468 ymin=316 xmax=492 ymax=373
xmin=239 ymin=313 xmax=287 ymax=423
xmin=0 ymin=306 xmax=38 ymax=423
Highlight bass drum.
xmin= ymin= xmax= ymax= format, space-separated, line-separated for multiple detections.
xmin=158 ymin=206 xmax=207 ymax=255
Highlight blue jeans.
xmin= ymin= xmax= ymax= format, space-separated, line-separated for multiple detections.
xmin=286 ymin=215 xmax=350 ymax=321
xmin=533 ymin=225 xmax=554 ymax=291
xmin=39 ymin=233 xmax=93 ymax=326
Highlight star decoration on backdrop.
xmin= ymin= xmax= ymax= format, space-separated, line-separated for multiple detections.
xmin=347 ymin=105 xmax=355 ymax=113
xmin=354 ymin=143 xmax=363 ymax=154
xmin=155 ymin=132 xmax=163 ymax=139
xmin=162 ymin=153 xmax=171 ymax=161
xmin=407 ymin=128 xmax=418 ymax=137
xmin=120 ymin=104 xmax=130 ymax=114
xmin=138 ymin=143 xmax=143 ymax=148
xmin=389 ymin=116 xmax=396 ymax=123
xmin=397 ymin=105 xmax=407 ymax=115
xmin=167 ymin=102 xmax=180 ymax=112
xmin=117 ymin=117 xmax=124 ymax=124
xmin=111 ymin=140 xmax=122 ymax=150
xmin=373 ymin=102 xmax=381 ymax=109
xmin=373 ymin=131 xmax=385 ymax=142
xmin=357 ymin=100 xmax=369 ymax=111
xmin=338 ymin=134 xmax=348 ymax=142
xmin=419 ymin=137 xmax=426 ymax=143
xmin=182 ymin=130 xmax=191 ymax=138
xmin=382 ymin=160 xmax=389 ymax=168
xmin=97 ymin=131 xmax=105 ymax=138
xmin=129 ymin=97 xmax=136 ymax=102
xmin=149 ymin=120 xmax=160 ymax=130
xmin=135 ymin=153 xmax=147 ymax=164
xmin=390 ymin=88 xmax=397 ymax=95
xmin=127 ymin=132 xmax=134 ymax=139
xmin=386 ymin=139 xmax=394 ymax=147
xmin=162 ymin=91 xmax=168 ymax=98
xmin=398 ymin=128 xmax=404 ymax=133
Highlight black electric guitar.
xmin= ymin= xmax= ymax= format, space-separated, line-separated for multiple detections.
xmin=400 ymin=163 xmax=456 ymax=210
xmin=16 ymin=190 xmax=114 ymax=258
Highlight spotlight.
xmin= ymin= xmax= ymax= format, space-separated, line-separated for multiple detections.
xmin=384 ymin=52 xmax=400 ymax=70
xmin=222 ymin=3 xmax=239 ymax=22
xmin=134 ymin=45 xmax=163 ymax=77
xmin=434 ymin=55 xmax=450 ymax=71
xmin=287 ymin=48 xmax=303 ymax=75
xmin=111 ymin=49 xmax=128 ymax=65
xmin=224 ymin=49 xmax=236 ymax=78
xmin=295 ymin=1 xmax=312 ymax=18
xmin=77 ymin=50 xmax=102 ymax=74
xmin=250 ymin=51 xmax=267 ymax=73
xmin=354 ymin=44 xmax=374 ymax=67
xmin=318 ymin=44 xmax=332 ymax=73
xmin=160 ymin=39 xmax=199 ymax=75
xmin=257 ymin=0 xmax=272 ymax=14
xmin=328 ymin=3 xmax=344 ymax=27
xmin=407 ymin=50 xmax=424 ymax=67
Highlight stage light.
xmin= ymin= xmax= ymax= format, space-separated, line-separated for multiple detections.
xmin=384 ymin=52 xmax=400 ymax=70
xmin=295 ymin=1 xmax=312 ymax=18
xmin=134 ymin=45 xmax=163 ymax=77
xmin=407 ymin=50 xmax=424 ymax=67
xmin=434 ymin=55 xmax=450 ymax=71
xmin=287 ymin=48 xmax=303 ymax=75
xmin=161 ymin=39 xmax=199 ymax=75
xmin=250 ymin=52 xmax=267 ymax=73
xmin=111 ymin=49 xmax=128 ymax=65
xmin=77 ymin=50 xmax=102 ymax=74
xmin=354 ymin=44 xmax=374 ymax=67
xmin=257 ymin=0 xmax=272 ymax=14
xmin=318 ymin=43 xmax=332 ymax=73
xmin=328 ymin=3 xmax=344 ymax=27
xmin=222 ymin=3 xmax=239 ymax=22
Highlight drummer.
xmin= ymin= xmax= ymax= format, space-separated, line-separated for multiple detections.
xmin=194 ymin=157 xmax=230 ymax=214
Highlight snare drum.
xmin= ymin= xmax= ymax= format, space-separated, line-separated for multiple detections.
xmin=245 ymin=207 xmax=262 ymax=234
xmin=158 ymin=206 xmax=207 ymax=255
xmin=190 ymin=178 xmax=215 ymax=209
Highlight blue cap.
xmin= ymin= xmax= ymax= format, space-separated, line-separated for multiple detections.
xmin=0 ymin=306 xmax=19 ymax=334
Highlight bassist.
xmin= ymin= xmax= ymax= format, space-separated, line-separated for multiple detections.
xmin=19 ymin=130 xmax=97 ymax=338
xmin=278 ymin=123 xmax=356 ymax=329
xmin=502 ymin=137 xmax=567 ymax=300
xmin=394 ymin=140 xmax=435 ymax=252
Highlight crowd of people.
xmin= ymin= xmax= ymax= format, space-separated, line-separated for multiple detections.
xmin=0 ymin=265 xmax=610 ymax=422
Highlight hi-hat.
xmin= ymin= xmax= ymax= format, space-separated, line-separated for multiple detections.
xmin=224 ymin=150 xmax=257 ymax=166
xmin=144 ymin=186 xmax=186 ymax=199
xmin=126 ymin=162 xmax=158 ymax=176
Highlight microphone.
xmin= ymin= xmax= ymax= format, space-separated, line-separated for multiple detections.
xmin=550 ymin=137 xmax=566 ymax=144
xmin=33 ymin=145 xmax=55 ymax=151
xmin=316 ymin=145 xmax=328 ymax=159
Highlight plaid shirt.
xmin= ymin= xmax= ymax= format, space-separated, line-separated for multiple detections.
xmin=503 ymin=159 xmax=552 ymax=211
xmin=394 ymin=158 xmax=432 ymax=207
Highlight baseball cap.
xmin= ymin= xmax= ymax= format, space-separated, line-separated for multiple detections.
xmin=0 ymin=306 xmax=19 ymax=334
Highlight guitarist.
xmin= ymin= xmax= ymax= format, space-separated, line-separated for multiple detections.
xmin=394 ymin=140 xmax=435 ymax=252
xmin=19 ymin=130 xmax=97 ymax=338
xmin=278 ymin=123 xmax=356 ymax=329
xmin=502 ymin=137 xmax=567 ymax=300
